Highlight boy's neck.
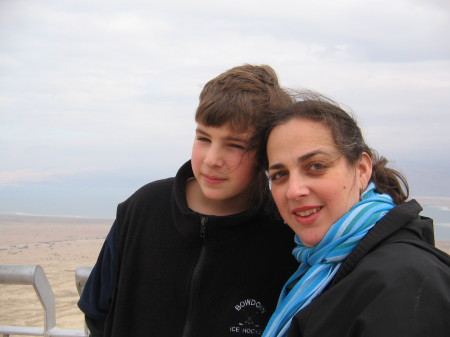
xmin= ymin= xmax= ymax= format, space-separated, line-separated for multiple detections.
xmin=185 ymin=179 xmax=249 ymax=216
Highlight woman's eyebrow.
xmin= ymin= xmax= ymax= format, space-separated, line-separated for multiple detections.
xmin=268 ymin=150 xmax=331 ymax=171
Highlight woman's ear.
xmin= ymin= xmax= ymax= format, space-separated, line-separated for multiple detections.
xmin=357 ymin=152 xmax=372 ymax=191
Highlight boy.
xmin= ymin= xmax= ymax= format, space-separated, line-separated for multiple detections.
xmin=78 ymin=64 xmax=297 ymax=337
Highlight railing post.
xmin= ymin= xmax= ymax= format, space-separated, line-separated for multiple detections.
xmin=75 ymin=266 xmax=93 ymax=296
xmin=1 ymin=264 xmax=92 ymax=336
xmin=0 ymin=264 xmax=56 ymax=333
xmin=75 ymin=266 xmax=93 ymax=336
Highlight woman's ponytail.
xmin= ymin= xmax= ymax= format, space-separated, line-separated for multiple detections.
xmin=371 ymin=152 xmax=409 ymax=204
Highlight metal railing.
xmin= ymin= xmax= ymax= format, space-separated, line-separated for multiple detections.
xmin=0 ymin=264 xmax=93 ymax=337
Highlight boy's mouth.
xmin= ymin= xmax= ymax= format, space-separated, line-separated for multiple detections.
xmin=202 ymin=173 xmax=226 ymax=184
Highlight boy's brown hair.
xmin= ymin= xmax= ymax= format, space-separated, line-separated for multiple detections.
xmin=196 ymin=64 xmax=292 ymax=138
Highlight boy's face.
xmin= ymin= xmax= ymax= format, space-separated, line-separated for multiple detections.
xmin=191 ymin=123 xmax=256 ymax=210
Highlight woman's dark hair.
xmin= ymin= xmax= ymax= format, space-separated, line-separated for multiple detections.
xmin=258 ymin=92 xmax=409 ymax=205
xmin=195 ymin=64 xmax=293 ymax=212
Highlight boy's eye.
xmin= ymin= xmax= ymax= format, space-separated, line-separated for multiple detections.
xmin=229 ymin=143 xmax=246 ymax=150
xmin=197 ymin=137 xmax=210 ymax=142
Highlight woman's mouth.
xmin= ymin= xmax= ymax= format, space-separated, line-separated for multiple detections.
xmin=291 ymin=206 xmax=322 ymax=226
xmin=294 ymin=207 xmax=321 ymax=217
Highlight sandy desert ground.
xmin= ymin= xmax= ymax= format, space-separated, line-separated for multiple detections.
xmin=0 ymin=213 xmax=449 ymax=333
xmin=0 ymin=214 xmax=111 ymax=332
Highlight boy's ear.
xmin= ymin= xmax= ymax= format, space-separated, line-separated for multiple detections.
xmin=357 ymin=152 xmax=372 ymax=191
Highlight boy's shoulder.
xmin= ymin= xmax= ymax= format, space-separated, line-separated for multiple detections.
xmin=122 ymin=176 xmax=176 ymax=208
xmin=137 ymin=176 xmax=175 ymax=194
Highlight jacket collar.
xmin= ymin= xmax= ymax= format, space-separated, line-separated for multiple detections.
xmin=331 ymin=199 xmax=432 ymax=285
xmin=171 ymin=160 xmax=265 ymax=243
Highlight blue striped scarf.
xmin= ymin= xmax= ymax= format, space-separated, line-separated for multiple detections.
xmin=262 ymin=182 xmax=395 ymax=337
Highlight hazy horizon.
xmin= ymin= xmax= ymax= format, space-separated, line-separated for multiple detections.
xmin=2 ymin=205 xmax=450 ymax=242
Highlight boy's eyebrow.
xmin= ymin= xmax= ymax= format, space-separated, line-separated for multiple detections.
xmin=195 ymin=127 xmax=208 ymax=136
xmin=196 ymin=127 xmax=250 ymax=144
xmin=268 ymin=150 xmax=330 ymax=171
xmin=226 ymin=136 xmax=250 ymax=144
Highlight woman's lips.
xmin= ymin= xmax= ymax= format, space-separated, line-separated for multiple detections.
xmin=293 ymin=206 xmax=321 ymax=217
xmin=291 ymin=206 xmax=322 ymax=226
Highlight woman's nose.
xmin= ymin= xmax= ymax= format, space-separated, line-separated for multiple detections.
xmin=286 ymin=174 xmax=309 ymax=200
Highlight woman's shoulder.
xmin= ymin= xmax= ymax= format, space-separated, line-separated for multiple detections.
xmin=352 ymin=240 xmax=450 ymax=289
xmin=294 ymin=241 xmax=450 ymax=337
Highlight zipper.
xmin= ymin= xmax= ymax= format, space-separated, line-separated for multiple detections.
xmin=181 ymin=216 xmax=208 ymax=337
xmin=200 ymin=216 xmax=207 ymax=238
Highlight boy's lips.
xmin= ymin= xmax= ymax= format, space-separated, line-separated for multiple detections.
xmin=202 ymin=173 xmax=226 ymax=184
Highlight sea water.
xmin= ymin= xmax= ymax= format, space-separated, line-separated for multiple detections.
xmin=421 ymin=205 xmax=450 ymax=241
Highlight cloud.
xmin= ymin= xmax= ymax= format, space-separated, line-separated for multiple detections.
xmin=0 ymin=0 xmax=449 ymax=216
xmin=0 ymin=168 xmax=103 ymax=187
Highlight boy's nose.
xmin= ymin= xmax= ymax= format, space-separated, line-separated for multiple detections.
xmin=204 ymin=147 xmax=225 ymax=167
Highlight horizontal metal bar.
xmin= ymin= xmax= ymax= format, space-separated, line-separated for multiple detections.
xmin=0 ymin=326 xmax=87 ymax=337
xmin=0 ymin=264 xmax=91 ymax=337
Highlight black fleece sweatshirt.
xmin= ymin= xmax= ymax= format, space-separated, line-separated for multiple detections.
xmin=286 ymin=200 xmax=450 ymax=337
xmin=78 ymin=161 xmax=298 ymax=337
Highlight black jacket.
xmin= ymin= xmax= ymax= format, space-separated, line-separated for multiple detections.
xmin=287 ymin=200 xmax=450 ymax=337
xmin=78 ymin=161 xmax=297 ymax=337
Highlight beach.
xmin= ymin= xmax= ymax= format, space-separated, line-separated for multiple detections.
xmin=0 ymin=213 xmax=449 ymax=331
xmin=0 ymin=214 xmax=110 ymax=331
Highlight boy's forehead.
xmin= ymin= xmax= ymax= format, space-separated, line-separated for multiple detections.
xmin=196 ymin=122 xmax=254 ymax=140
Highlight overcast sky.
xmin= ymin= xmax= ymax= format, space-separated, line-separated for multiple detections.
xmin=1 ymin=0 xmax=449 ymax=218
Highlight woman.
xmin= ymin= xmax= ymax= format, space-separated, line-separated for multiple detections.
xmin=259 ymin=96 xmax=450 ymax=337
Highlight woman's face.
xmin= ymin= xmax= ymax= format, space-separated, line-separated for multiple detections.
xmin=267 ymin=118 xmax=371 ymax=247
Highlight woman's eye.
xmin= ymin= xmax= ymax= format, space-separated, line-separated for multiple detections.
xmin=269 ymin=171 xmax=287 ymax=182
xmin=309 ymin=163 xmax=327 ymax=171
